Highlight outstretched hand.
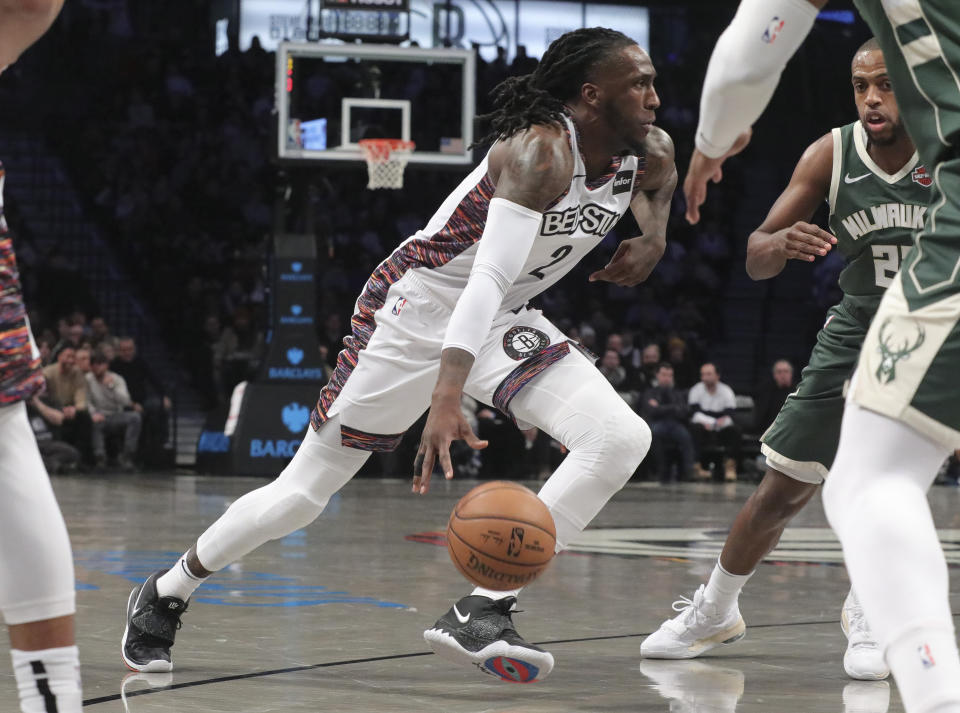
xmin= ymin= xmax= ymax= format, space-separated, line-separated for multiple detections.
xmin=779 ymin=221 xmax=837 ymax=262
xmin=412 ymin=397 xmax=488 ymax=495
xmin=588 ymin=236 xmax=665 ymax=287
xmin=683 ymin=129 xmax=752 ymax=225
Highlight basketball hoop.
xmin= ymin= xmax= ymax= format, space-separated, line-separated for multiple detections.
xmin=359 ymin=139 xmax=415 ymax=190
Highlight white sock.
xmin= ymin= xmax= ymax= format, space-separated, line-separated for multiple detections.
xmin=886 ymin=627 xmax=960 ymax=713
xmin=156 ymin=553 xmax=206 ymax=601
xmin=11 ymin=646 xmax=82 ymax=713
xmin=703 ymin=558 xmax=752 ymax=612
xmin=471 ymin=586 xmax=521 ymax=601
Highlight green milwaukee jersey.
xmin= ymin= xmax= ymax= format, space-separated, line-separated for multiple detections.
xmin=828 ymin=121 xmax=931 ymax=309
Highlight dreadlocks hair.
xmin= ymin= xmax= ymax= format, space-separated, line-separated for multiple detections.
xmin=473 ymin=28 xmax=638 ymax=148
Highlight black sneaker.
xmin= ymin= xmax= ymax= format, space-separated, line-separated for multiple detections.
xmin=423 ymin=595 xmax=554 ymax=683
xmin=121 ymin=570 xmax=188 ymax=672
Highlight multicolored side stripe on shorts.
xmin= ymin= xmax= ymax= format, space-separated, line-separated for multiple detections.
xmin=339 ymin=424 xmax=404 ymax=452
xmin=0 ymin=162 xmax=43 ymax=406
xmin=492 ymin=341 xmax=571 ymax=418
xmin=310 ymin=174 xmax=497 ymax=432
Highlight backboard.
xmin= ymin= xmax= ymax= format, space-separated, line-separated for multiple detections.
xmin=276 ymin=42 xmax=475 ymax=165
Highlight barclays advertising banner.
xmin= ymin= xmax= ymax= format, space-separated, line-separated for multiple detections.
xmin=228 ymin=382 xmax=317 ymax=476
xmin=260 ymin=234 xmax=327 ymax=382
xmin=197 ymin=233 xmax=328 ymax=476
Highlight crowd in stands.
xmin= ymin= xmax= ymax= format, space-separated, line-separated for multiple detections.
xmin=25 ymin=312 xmax=170 ymax=474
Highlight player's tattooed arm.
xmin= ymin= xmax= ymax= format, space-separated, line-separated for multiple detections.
xmin=0 ymin=0 xmax=65 ymax=71
xmin=590 ymin=126 xmax=677 ymax=287
xmin=414 ymin=127 xmax=572 ymax=495
xmin=487 ymin=123 xmax=576 ymax=210
xmin=746 ymin=132 xmax=835 ymax=280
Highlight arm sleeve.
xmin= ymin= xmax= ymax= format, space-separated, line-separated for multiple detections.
xmin=442 ymin=197 xmax=543 ymax=357
xmin=695 ymin=0 xmax=819 ymax=158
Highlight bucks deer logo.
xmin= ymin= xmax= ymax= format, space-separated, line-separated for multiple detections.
xmin=876 ymin=318 xmax=925 ymax=384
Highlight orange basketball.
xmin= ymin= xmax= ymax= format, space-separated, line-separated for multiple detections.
xmin=446 ymin=481 xmax=557 ymax=591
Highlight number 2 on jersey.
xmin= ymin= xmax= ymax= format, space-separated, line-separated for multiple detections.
xmin=872 ymin=244 xmax=910 ymax=288
xmin=529 ymin=245 xmax=573 ymax=280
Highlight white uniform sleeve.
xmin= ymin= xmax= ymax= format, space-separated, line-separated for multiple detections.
xmin=442 ymin=197 xmax=542 ymax=357
xmin=695 ymin=0 xmax=819 ymax=158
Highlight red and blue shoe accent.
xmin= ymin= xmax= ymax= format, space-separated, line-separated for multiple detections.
xmin=424 ymin=595 xmax=554 ymax=683
xmin=484 ymin=655 xmax=540 ymax=683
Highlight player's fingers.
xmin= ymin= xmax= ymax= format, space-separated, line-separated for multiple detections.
xmin=418 ymin=446 xmax=437 ymax=494
xmin=461 ymin=426 xmax=488 ymax=451
xmin=412 ymin=451 xmax=425 ymax=493
xmin=788 ymin=237 xmax=825 ymax=255
xmin=439 ymin=446 xmax=455 ymax=482
xmin=711 ymin=166 xmax=723 ymax=183
xmin=788 ymin=230 xmax=830 ymax=253
xmin=599 ymin=262 xmax=631 ymax=285
xmin=683 ymin=180 xmax=704 ymax=225
xmin=786 ymin=248 xmax=817 ymax=262
xmin=796 ymin=223 xmax=835 ymax=249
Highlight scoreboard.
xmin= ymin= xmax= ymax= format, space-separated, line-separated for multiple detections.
xmin=322 ymin=0 xmax=409 ymax=8
xmin=320 ymin=0 xmax=410 ymax=41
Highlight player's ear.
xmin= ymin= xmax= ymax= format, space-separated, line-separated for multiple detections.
xmin=580 ymin=82 xmax=601 ymax=109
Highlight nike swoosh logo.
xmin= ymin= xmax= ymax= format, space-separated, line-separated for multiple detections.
xmin=844 ymin=172 xmax=871 ymax=184
xmin=453 ymin=604 xmax=471 ymax=624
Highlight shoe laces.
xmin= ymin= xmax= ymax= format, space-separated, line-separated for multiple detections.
xmin=491 ymin=596 xmax=520 ymax=618
xmin=845 ymin=600 xmax=877 ymax=648
xmin=667 ymin=585 xmax=711 ymax=631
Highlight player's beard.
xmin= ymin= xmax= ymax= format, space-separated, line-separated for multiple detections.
xmin=865 ymin=119 xmax=905 ymax=147
xmin=604 ymin=103 xmax=646 ymax=155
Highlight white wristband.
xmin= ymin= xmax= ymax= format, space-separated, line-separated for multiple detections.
xmin=442 ymin=198 xmax=542 ymax=357
xmin=695 ymin=0 xmax=818 ymax=158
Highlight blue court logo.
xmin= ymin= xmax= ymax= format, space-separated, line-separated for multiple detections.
xmin=286 ymin=347 xmax=304 ymax=365
xmin=291 ymin=304 xmax=303 ymax=316
xmin=291 ymin=261 xmax=302 ymax=272
xmin=282 ymin=402 xmax=311 ymax=433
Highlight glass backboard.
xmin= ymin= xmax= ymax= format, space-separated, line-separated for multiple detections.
xmin=276 ymin=42 xmax=475 ymax=165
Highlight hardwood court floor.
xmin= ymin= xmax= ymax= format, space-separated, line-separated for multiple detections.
xmin=5 ymin=473 xmax=960 ymax=712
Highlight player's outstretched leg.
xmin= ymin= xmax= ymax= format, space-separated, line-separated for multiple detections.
xmin=825 ymin=400 xmax=960 ymax=712
xmin=122 ymin=417 xmax=369 ymax=671
xmin=642 ymin=468 xmax=816 ymax=660
xmin=425 ymin=354 xmax=650 ymax=682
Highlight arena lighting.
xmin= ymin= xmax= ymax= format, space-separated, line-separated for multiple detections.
xmin=817 ymin=9 xmax=855 ymax=24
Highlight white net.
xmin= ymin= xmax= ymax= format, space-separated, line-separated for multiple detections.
xmin=359 ymin=139 xmax=415 ymax=190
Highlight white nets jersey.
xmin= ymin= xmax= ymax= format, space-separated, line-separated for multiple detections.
xmin=312 ymin=115 xmax=645 ymax=442
xmin=405 ymin=114 xmax=644 ymax=311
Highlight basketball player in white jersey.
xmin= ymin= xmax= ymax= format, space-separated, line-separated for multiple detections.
xmin=0 ymin=2 xmax=84 ymax=712
xmin=685 ymin=1 xmax=960 ymax=711
xmin=122 ymin=28 xmax=677 ymax=684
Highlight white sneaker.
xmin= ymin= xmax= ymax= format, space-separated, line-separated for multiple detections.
xmin=843 ymin=681 xmax=890 ymax=713
xmin=641 ymin=584 xmax=746 ymax=659
xmin=640 ymin=659 xmax=745 ymax=712
xmin=841 ymin=590 xmax=890 ymax=680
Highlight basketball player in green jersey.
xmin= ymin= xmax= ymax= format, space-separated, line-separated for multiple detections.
xmin=684 ymin=1 xmax=960 ymax=711
xmin=644 ymin=40 xmax=924 ymax=682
